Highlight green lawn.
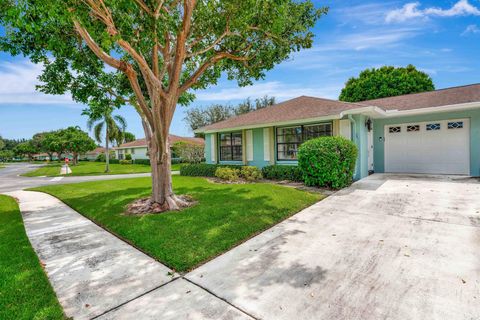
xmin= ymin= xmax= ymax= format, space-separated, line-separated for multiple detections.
xmin=0 ymin=195 xmax=65 ymax=320
xmin=22 ymin=161 xmax=182 ymax=177
xmin=32 ymin=176 xmax=322 ymax=272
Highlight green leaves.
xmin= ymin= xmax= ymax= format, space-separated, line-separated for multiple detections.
xmin=298 ymin=136 xmax=357 ymax=189
xmin=339 ymin=64 xmax=435 ymax=102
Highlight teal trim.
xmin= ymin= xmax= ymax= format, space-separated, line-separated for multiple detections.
xmin=373 ymin=109 xmax=480 ymax=176
xmin=352 ymin=114 xmax=369 ymax=180
xmin=219 ymin=161 xmax=243 ymax=165
xmin=205 ymin=133 xmax=213 ymax=164
xmin=247 ymin=128 xmax=270 ymax=168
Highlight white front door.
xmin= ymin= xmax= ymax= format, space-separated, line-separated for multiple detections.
xmin=384 ymin=119 xmax=470 ymax=175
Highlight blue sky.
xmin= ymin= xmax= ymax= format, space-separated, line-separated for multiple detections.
xmin=0 ymin=0 xmax=479 ymax=140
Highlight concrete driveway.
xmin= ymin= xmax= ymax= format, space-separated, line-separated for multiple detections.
xmin=187 ymin=174 xmax=480 ymax=320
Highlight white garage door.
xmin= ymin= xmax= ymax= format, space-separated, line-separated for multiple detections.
xmin=384 ymin=119 xmax=470 ymax=175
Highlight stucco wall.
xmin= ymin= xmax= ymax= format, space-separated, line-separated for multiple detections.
xmin=373 ymin=109 xmax=480 ymax=176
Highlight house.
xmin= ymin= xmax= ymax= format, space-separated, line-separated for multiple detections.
xmin=115 ymin=135 xmax=205 ymax=160
xmin=80 ymin=147 xmax=106 ymax=161
xmin=196 ymin=84 xmax=480 ymax=180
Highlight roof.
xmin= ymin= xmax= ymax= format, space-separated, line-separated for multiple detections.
xmin=362 ymin=83 xmax=480 ymax=110
xmin=117 ymin=135 xmax=204 ymax=149
xmin=85 ymin=147 xmax=105 ymax=155
xmin=197 ymin=84 xmax=480 ymax=132
xmin=198 ymin=96 xmax=366 ymax=132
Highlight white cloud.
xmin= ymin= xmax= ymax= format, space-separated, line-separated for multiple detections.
xmin=195 ymin=81 xmax=342 ymax=101
xmin=338 ymin=29 xmax=418 ymax=50
xmin=0 ymin=60 xmax=78 ymax=105
xmin=461 ymin=24 xmax=480 ymax=35
xmin=386 ymin=0 xmax=480 ymax=23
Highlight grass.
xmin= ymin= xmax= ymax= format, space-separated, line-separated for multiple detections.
xmin=22 ymin=161 xmax=150 ymax=177
xmin=0 ymin=195 xmax=64 ymax=320
xmin=32 ymin=176 xmax=322 ymax=272
xmin=22 ymin=161 xmax=182 ymax=177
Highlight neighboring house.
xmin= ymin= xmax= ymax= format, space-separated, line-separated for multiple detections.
xmin=115 ymin=135 xmax=205 ymax=160
xmin=196 ymin=84 xmax=480 ymax=180
xmin=80 ymin=147 xmax=105 ymax=161
xmin=32 ymin=153 xmax=73 ymax=161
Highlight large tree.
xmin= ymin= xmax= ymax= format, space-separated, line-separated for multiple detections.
xmin=61 ymin=127 xmax=97 ymax=165
xmin=1 ymin=0 xmax=325 ymax=212
xmin=14 ymin=141 xmax=38 ymax=161
xmin=339 ymin=65 xmax=435 ymax=102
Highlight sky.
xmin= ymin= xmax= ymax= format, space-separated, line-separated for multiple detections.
xmin=0 ymin=0 xmax=479 ymax=141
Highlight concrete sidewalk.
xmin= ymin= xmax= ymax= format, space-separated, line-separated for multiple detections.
xmin=6 ymin=190 xmax=251 ymax=320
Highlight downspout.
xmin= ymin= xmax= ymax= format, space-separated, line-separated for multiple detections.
xmin=348 ymin=115 xmax=359 ymax=179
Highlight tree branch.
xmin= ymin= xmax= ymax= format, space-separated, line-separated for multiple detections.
xmin=132 ymin=0 xmax=154 ymax=16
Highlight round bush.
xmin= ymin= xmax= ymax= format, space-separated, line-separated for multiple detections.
xmin=298 ymin=136 xmax=357 ymax=189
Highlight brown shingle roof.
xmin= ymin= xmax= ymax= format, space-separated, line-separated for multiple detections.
xmin=198 ymin=96 xmax=367 ymax=132
xmin=117 ymin=135 xmax=204 ymax=148
xmin=361 ymin=83 xmax=480 ymax=110
xmin=197 ymin=84 xmax=480 ymax=132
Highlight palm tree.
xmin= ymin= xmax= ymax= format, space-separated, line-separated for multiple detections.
xmin=87 ymin=111 xmax=127 ymax=173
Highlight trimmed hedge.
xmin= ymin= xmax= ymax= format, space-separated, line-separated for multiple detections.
xmin=261 ymin=165 xmax=303 ymax=182
xmin=133 ymin=159 xmax=150 ymax=165
xmin=180 ymin=163 xmax=242 ymax=177
xmin=298 ymin=136 xmax=357 ymax=189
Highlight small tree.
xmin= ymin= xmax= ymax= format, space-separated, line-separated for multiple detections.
xmin=61 ymin=127 xmax=97 ymax=165
xmin=339 ymin=65 xmax=435 ymax=102
xmin=43 ymin=131 xmax=67 ymax=161
xmin=0 ymin=150 xmax=14 ymax=162
xmin=172 ymin=141 xmax=204 ymax=163
xmin=14 ymin=141 xmax=38 ymax=161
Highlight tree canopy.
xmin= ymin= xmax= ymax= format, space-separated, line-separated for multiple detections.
xmin=0 ymin=0 xmax=326 ymax=210
xmin=339 ymin=65 xmax=435 ymax=102
xmin=13 ymin=141 xmax=38 ymax=160
xmin=184 ymin=96 xmax=276 ymax=135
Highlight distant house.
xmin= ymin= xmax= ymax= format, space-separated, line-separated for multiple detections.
xmin=196 ymin=84 xmax=480 ymax=180
xmin=81 ymin=147 xmax=106 ymax=161
xmin=115 ymin=135 xmax=205 ymax=160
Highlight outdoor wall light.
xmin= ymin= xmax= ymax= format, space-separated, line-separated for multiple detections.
xmin=365 ymin=118 xmax=372 ymax=132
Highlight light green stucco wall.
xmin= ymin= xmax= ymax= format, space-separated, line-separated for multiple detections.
xmin=205 ymin=133 xmax=213 ymax=164
xmin=247 ymin=128 xmax=270 ymax=167
xmin=373 ymin=109 xmax=480 ymax=176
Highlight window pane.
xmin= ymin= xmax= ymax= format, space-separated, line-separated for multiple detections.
xmin=219 ymin=132 xmax=242 ymax=161
xmin=277 ymin=143 xmax=299 ymax=160
xmin=220 ymin=133 xmax=231 ymax=146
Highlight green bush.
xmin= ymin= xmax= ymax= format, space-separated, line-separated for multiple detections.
xmin=298 ymin=136 xmax=357 ymax=189
xmin=119 ymin=159 xmax=132 ymax=165
xmin=262 ymin=165 xmax=303 ymax=182
xmin=240 ymin=166 xmax=263 ymax=181
xmin=109 ymin=159 xmax=120 ymax=164
xmin=125 ymin=153 xmax=132 ymax=161
xmin=133 ymin=159 xmax=150 ymax=165
xmin=215 ymin=167 xmax=240 ymax=181
xmin=96 ymin=153 xmax=106 ymax=162
xmin=180 ymin=163 xmax=242 ymax=177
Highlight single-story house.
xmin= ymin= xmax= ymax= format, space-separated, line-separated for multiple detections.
xmin=196 ymin=84 xmax=480 ymax=180
xmin=115 ymin=135 xmax=205 ymax=160
xmin=80 ymin=147 xmax=106 ymax=161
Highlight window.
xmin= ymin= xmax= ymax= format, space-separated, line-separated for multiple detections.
xmin=448 ymin=121 xmax=464 ymax=129
xmin=276 ymin=123 xmax=332 ymax=161
xmin=131 ymin=148 xmax=135 ymax=154
xmin=407 ymin=125 xmax=420 ymax=132
xmin=219 ymin=132 xmax=243 ymax=161
xmin=389 ymin=126 xmax=401 ymax=133
xmin=426 ymin=123 xmax=440 ymax=131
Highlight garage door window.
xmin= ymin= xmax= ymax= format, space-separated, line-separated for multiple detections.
xmin=389 ymin=126 xmax=401 ymax=133
xmin=426 ymin=123 xmax=441 ymax=131
xmin=407 ymin=125 xmax=420 ymax=132
xmin=448 ymin=121 xmax=464 ymax=129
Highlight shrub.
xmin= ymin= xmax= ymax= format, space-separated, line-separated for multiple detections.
xmin=133 ymin=159 xmax=151 ymax=165
xmin=109 ymin=159 xmax=120 ymax=164
xmin=119 ymin=159 xmax=132 ymax=165
xmin=262 ymin=165 xmax=303 ymax=182
xmin=171 ymin=157 xmax=183 ymax=164
xmin=180 ymin=163 xmax=243 ymax=177
xmin=125 ymin=153 xmax=132 ymax=161
xmin=96 ymin=153 xmax=106 ymax=162
xmin=298 ymin=136 xmax=357 ymax=189
xmin=240 ymin=166 xmax=262 ymax=181
xmin=215 ymin=167 xmax=240 ymax=181
xmin=172 ymin=141 xmax=204 ymax=164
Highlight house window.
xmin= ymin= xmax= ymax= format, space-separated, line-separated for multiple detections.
xmin=219 ymin=132 xmax=243 ymax=161
xmin=426 ymin=123 xmax=440 ymax=131
xmin=448 ymin=121 xmax=464 ymax=129
xmin=131 ymin=148 xmax=135 ymax=154
xmin=276 ymin=123 xmax=332 ymax=161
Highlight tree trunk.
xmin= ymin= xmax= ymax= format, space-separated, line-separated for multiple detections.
xmin=105 ymin=121 xmax=110 ymax=173
xmin=73 ymin=152 xmax=78 ymax=165
xmin=141 ymin=118 xmax=187 ymax=212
